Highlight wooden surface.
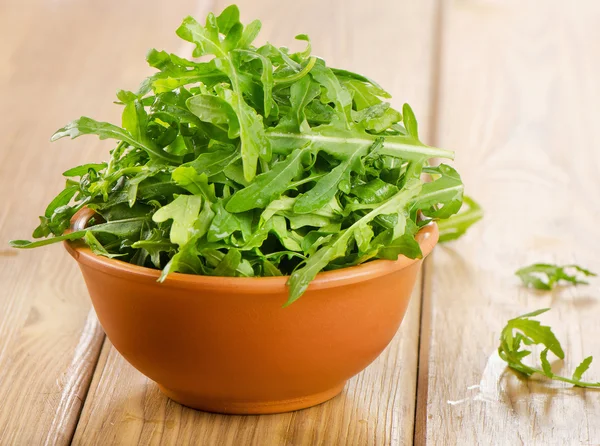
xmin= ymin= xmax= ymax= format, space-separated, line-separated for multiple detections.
xmin=1 ymin=0 xmax=599 ymax=445
xmin=415 ymin=1 xmax=600 ymax=444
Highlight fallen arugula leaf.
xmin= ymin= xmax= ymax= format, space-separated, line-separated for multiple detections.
xmin=10 ymin=4 xmax=475 ymax=303
xmin=498 ymin=308 xmax=600 ymax=387
xmin=516 ymin=263 xmax=596 ymax=290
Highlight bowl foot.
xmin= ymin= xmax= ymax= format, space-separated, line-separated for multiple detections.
xmin=157 ymin=382 xmax=346 ymax=414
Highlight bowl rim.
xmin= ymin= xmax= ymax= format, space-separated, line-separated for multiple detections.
xmin=64 ymin=208 xmax=439 ymax=293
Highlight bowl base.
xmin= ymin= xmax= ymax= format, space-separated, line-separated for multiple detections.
xmin=157 ymin=382 xmax=346 ymax=414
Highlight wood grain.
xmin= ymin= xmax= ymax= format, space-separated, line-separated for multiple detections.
xmin=0 ymin=0 xmax=195 ymax=444
xmin=416 ymin=1 xmax=600 ymax=445
xmin=71 ymin=0 xmax=438 ymax=444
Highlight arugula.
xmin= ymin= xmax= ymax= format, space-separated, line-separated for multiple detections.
xmin=498 ymin=309 xmax=600 ymax=387
xmin=437 ymin=196 xmax=482 ymax=243
xmin=10 ymin=5 xmax=476 ymax=303
xmin=516 ymin=263 xmax=596 ymax=290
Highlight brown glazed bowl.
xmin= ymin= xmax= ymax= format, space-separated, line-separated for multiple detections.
xmin=65 ymin=208 xmax=438 ymax=414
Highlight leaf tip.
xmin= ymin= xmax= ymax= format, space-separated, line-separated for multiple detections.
xmin=8 ymin=240 xmax=29 ymax=248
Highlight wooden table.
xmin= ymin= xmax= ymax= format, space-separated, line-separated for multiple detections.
xmin=1 ymin=0 xmax=599 ymax=444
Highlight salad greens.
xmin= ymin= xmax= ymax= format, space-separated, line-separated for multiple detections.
xmin=10 ymin=5 xmax=472 ymax=304
xmin=498 ymin=308 xmax=600 ymax=387
xmin=516 ymin=263 xmax=596 ymax=290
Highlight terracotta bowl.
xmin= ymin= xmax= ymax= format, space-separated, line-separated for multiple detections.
xmin=65 ymin=208 xmax=438 ymax=414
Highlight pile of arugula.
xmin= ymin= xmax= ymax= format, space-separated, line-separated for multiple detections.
xmin=10 ymin=5 xmax=475 ymax=304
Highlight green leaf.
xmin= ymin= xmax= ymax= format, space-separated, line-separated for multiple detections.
xmin=216 ymin=4 xmax=240 ymax=34
xmin=207 ymin=200 xmax=252 ymax=243
xmin=351 ymin=178 xmax=398 ymax=205
xmin=402 ymin=103 xmax=419 ymax=138
xmin=131 ymin=229 xmax=176 ymax=268
xmin=12 ymin=217 xmax=147 ymax=248
xmin=267 ymin=124 xmax=453 ymax=161
xmin=201 ymin=248 xmax=254 ymax=276
xmin=540 ymin=348 xmax=553 ymax=378
xmin=213 ymin=248 xmax=242 ymax=276
xmin=52 ymin=117 xmax=181 ymax=163
xmin=437 ymin=196 xmax=483 ymax=243
xmin=270 ymin=216 xmax=303 ymax=251
xmin=573 ymin=356 xmax=594 ymax=382
xmin=415 ymin=164 xmax=464 ymax=217
xmin=176 ymin=15 xmax=224 ymax=58
xmin=226 ymin=146 xmax=310 ymax=212
xmin=84 ymin=231 xmax=125 ymax=259
xmin=217 ymin=87 xmax=271 ymax=182
xmin=10 ymin=232 xmax=87 ymax=248
xmin=293 ymin=148 xmax=363 ymax=214
xmin=353 ymin=103 xmax=402 ymax=133
xmin=62 ymin=163 xmax=107 ymax=177
xmin=236 ymin=49 xmax=275 ymax=116
xmin=171 ymin=167 xmax=217 ymax=202
xmin=238 ymin=19 xmax=261 ymax=48
xmin=152 ymin=195 xmax=202 ymax=245
xmin=331 ymin=68 xmax=391 ymax=98
xmin=378 ymin=231 xmax=422 ymax=260
xmin=158 ymin=235 xmax=204 ymax=280
xmin=43 ymin=185 xmax=78 ymax=219
xmin=516 ymin=263 xmax=597 ymax=290
xmin=186 ymin=95 xmax=240 ymax=138
xmin=285 ymin=75 xmax=320 ymax=132
xmin=310 ymin=59 xmax=352 ymax=126
xmin=498 ymin=309 xmax=600 ymax=388
xmin=292 ymin=34 xmax=312 ymax=59
xmin=507 ymin=316 xmax=564 ymax=359
xmin=182 ymin=147 xmax=240 ymax=177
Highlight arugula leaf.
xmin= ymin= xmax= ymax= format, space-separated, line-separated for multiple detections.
xmin=152 ymin=195 xmax=202 ymax=245
xmin=226 ymin=146 xmax=311 ymax=212
xmin=516 ymin=263 xmax=597 ymax=290
xmin=131 ymin=229 xmax=176 ymax=267
xmin=498 ymin=309 xmax=600 ymax=387
xmin=293 ymin=147 xmax=363 ymax=214
xmin=11 ymin=217 xmax=147 ymax=248
xmin=286 ymin=75 xmax=321 ymax=132
xmin=402 ymin=103 xmax=419 ymax=139
xmin=437 ymin=196 xmax=483 ymax=242
xmin=216 ymin=4 xmax=240 ymax=34
xmin=310 ymin=59 xmax=353 ymax=126
xmin=267 ymin=124 xmax=452 ymax=161
xmin=186 ymin=95 xmax=240 ymax=138
xmin=236 ymin=49 xmax=275 ymax=116
xmin=171 ymin=167 xmax=217 ymax=202
xmin=62 ymin=163 xmax=107 ymax=177
xmin=180 ymin=147 xmax=240 ymax=177
xmin=52 ymin=117 xmax=181 ymax=163
xmin=217 ymin=87 xmax=271 ymax=181
xmin=84 ymin=231 xmax=125 ymax=259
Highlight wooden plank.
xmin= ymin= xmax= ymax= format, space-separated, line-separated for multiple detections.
xmin=416 ymin=1 xmax=600 ymax=444
xmin=0 ymin=0 xmax=195 ymax=443
xmin=72 ymin=0 xmax=439 ymax=444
